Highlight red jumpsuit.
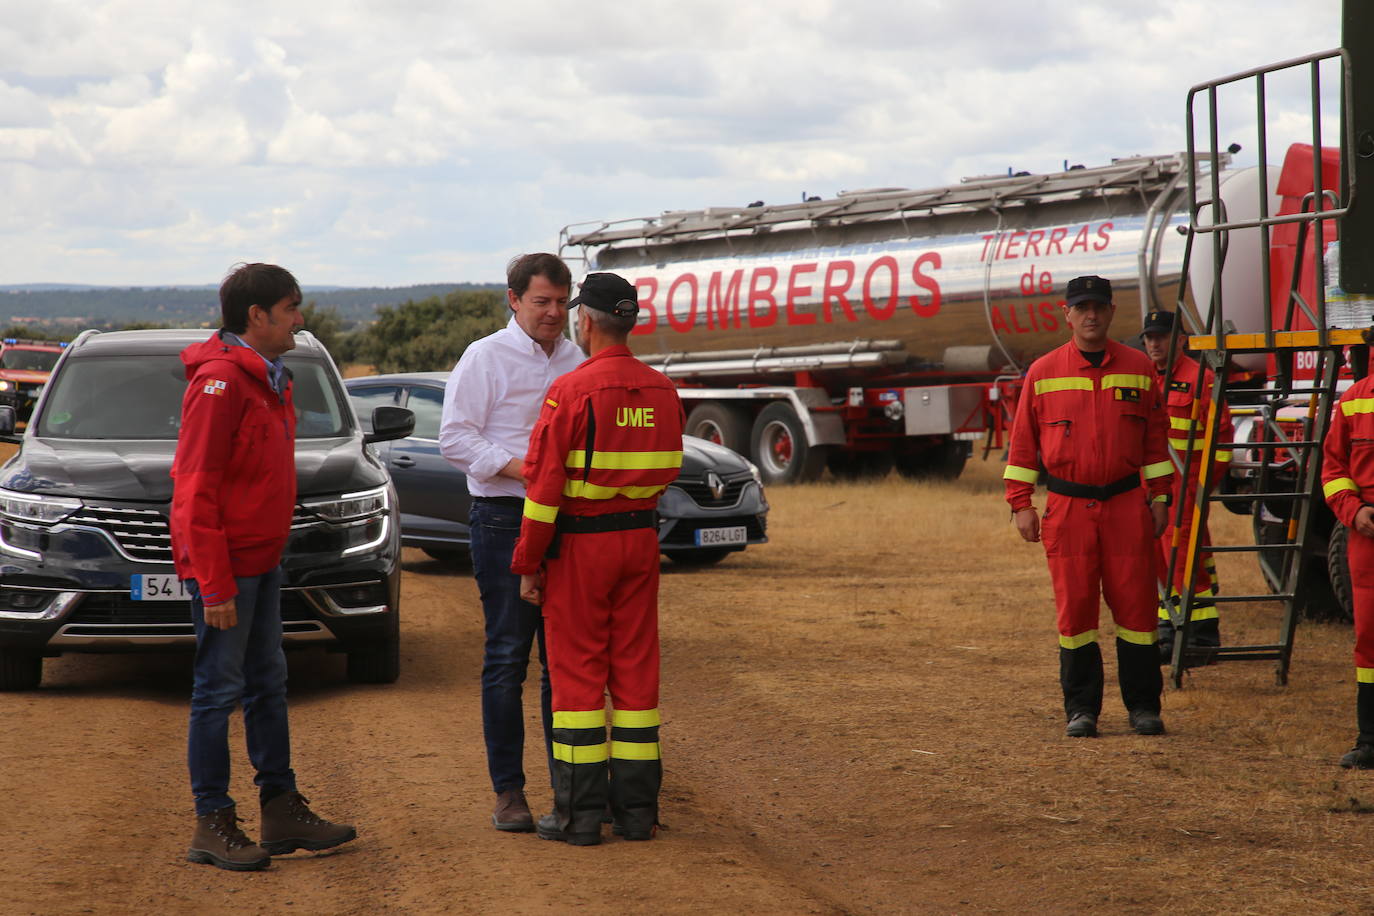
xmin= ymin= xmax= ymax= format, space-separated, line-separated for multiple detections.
xmin=511 ymin=344 xmax=685 ymax=838
xmin=1322 ymin=374 xmax=1374 ymax=747
xmin=1005 ymin=339 xmax=1173 ymax=721
xmin=1154 ymin=354 xmax=1234 ymax=625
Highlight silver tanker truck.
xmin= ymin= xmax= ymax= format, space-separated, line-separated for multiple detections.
xmin=559 ymin=151 xmax=1275 ymax=484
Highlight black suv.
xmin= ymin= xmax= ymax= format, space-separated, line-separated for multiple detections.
xmin=0 ymin=329 xmax=414 ymax=690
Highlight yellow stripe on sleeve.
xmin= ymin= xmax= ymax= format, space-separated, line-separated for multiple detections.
xmin=1342 ymin=397 xmax=1374 ymax=416
xmin=522 ymin=498 xmax=559 ymax=523
xmin=1324 ymin=477 xmax=1360 ymax=499
xmin=1142 ymin=460 xmax=1173 ymax=480
xmin=1003 ymin=465 xmax=1040 ymax=484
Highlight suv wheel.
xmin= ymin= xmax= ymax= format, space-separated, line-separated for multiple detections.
xmin=0 ymin=649 xmax=42 ymax=690
xmin=347 ymin=635 xmax=400 ymax=684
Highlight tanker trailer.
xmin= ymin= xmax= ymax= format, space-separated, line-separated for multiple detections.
xmin=559 ymin=153 xmax=1219 ymax=484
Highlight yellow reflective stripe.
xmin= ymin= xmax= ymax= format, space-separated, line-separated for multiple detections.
xmin=1102 ymin=373 xmax=1152 ymax=391
xmin=612 ymin=708 xmax=661 ymax=728
xmin=553 ymin=709 xmax=606 ymax=729
xmin=1059 ymin=629 xmax=1098 ymax=650
xmin=1216 ymin=450 xmax=1232 ymax=463
xmin=563 ymin=480 xmax=668 ymax=500
xmin=1189 ymin=605 xmax=1219 ymax=622
xmin=610 ymin=740 xmax=661 ymax=761
xmin=545 ymin=398 xmax=558 ymax=408
xmin=1142 ymin=460 xmax=1173 ymax=480
xmin=1116 ymin=625 xmax=1155 ymax=646
xmin=1003 ymin=464 xmax=1040 ymax=484
xmin=552 ymin=742 xmax=609 ymax=764
xmin=1034 ymin=377 xmax=1093 ymax=395
xmin=522 ymin=498 xmax=559 ymax=523
xmin=1359 ymin=668 xmax=1374 ymax=684
xmin=565 ymin=449 xmax=684 ymax=470
xmin=1342 ymin=397 xmax=1374 ymax=416
xmin=1325 ymin=477 xmax=1360 ymax=499
xmin=1151 ymin=494 xmax=1168 ymax=504
xmin=1169 ymin=416 xmax=1196 ymax=430
xmin=1168 ymin=437 xmax=1209 ymax=451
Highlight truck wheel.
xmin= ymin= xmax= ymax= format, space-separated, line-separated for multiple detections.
xmin=750 ymin=402 xmax=827 ymax=484
xmin=826 ymin=450 xmax=895 ymax=480
xmin=895 ymin=441 xmax=969 ymax=480
xmin=665 ymin=547 xmax=733 ymax=566
xmin=0 ymin=649 xmax=42 ymax=690
xmin=1328 ymin=523 xmax=1356 ymax=624
xmin=686 ymin=403 xmax=750 ymax=454
xmin=347 ymin=634 xmax=400 ymax=684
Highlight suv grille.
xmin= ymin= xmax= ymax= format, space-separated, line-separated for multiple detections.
xmin=671 ymin=473 xmax=752 ymax=509
xmin=68 ymin=503 xmax=318 ymax=563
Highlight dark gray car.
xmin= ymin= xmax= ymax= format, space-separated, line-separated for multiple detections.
xmin=345 ymin=372 xmax=769 ymax=565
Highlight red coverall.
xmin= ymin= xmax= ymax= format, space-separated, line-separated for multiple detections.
xmin=1154 ymin=354 xmax=1234 ymax=624
xmin=1005 ymin=339 xmax=1173 ymax=720
xmin=511 ymin=344 xmax=685 ymax=837
xmin=1321 ymin=374 xmax=1374 ymax=747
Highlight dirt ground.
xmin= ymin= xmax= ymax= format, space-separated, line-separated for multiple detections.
xmin=4 ymin=457 xmax=1374 ymax=915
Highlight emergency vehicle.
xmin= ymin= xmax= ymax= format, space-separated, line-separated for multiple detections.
xmin=0 ymin=338 xmax=66 ymax=421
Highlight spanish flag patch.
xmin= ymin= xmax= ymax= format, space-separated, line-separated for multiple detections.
xmin=203 ymin=379 xmax=227 ymax=396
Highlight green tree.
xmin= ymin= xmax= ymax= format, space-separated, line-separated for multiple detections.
xmin=300 ymin=301 xmax=345 ymax=359
xmin=349 ymin=290 xmax=509 ymax=373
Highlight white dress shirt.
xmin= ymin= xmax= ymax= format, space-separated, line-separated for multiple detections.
xmin=439 ymin=316 xmax=584 ymax=498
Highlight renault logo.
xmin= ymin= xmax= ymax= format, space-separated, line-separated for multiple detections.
xmin=705 ymin=471 xmax=726 ymax=501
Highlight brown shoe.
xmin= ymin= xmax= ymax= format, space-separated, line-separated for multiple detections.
xmin=492 ymin=789 xmax=535 ymax=832
xmin=186 ymin=805 xmax=270 ymax=871
xmin=259 ymin=792 xmax=357 ymax=855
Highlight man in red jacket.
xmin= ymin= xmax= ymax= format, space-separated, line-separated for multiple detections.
xmin=171 ymin=263 xmax=355 ymax=870
xmin=1141 ymin=309 xmax=1234 ymax=658
xmin=512 ymin=272 xmax=685 ymax=846
xmin=1004 ymin=276 xmax=1173 ymax=739
xmin=1322 ymin=367 xmax=1374 ymax=768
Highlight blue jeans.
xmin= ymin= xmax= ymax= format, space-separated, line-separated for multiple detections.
xmin=470 ymin=500 xmax=554 ymax=794
xmin=187 ymin=567 xmax=296 ymax=816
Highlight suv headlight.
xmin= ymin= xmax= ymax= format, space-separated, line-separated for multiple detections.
xmin=301 ymin=486 xmax=390 ymax=522
xmin=0 ymin=488 xmax=81 ymax=524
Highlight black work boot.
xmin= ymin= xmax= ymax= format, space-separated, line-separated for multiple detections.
xmin=1059 ymin=641 xmax=1104 ymax=728
xmin=1340 ymin=683 xmax=1374 ymax=768
xmin=1118 ymin=638 xmax=1166 ymax=735
xmin=536 ymin=812 xmax=601 ymax=846
xmin=259 ymin=792 xmax=356 ymax=855
xmin=1065 ymin=712 xmax=1098 ymax=738
xmin=186 ymin=805 xmax=270 ymax=871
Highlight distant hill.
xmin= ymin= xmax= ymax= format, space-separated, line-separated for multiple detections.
xmin=0 ymin=283 xmax=503 ymax=329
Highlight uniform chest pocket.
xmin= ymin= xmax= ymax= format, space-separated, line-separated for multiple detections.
xmin=1167 ymin=389 xmax=1195 ymax=411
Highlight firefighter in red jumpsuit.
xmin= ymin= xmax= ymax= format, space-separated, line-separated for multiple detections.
xmin=511 ymin=272 xmax=686 ymax=845
xmin=1141 ymin=309 xmax=1233 ymax=659
xmin=1005 ymin=276 xmax=1174 ymax=738
xmin=1322 ymin=366 xmax=1374 ymax=768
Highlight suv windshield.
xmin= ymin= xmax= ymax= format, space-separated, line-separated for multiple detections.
xmin=1 ymin=349 xmax=60 ymax=372
xmin=35 ymin=354 xmax=352 ymax=440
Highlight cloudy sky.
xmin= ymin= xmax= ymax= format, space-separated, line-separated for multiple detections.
xmin=0 ymin=0 xmax=1346 ymax=286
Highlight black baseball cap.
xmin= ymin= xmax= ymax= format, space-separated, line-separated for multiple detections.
xmin=1141 ymin=309 xmax=1175 ymax=335
xmin=569 ymin=272 xmax=639 ymax=318
xmin=1065 ymin=275 xmax=1113 ymax=307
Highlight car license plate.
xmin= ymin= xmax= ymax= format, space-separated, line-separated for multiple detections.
xmin=131 ymin=574 xmax=189 ymax=601
xmin=694 ymin=526 xmax=747 ymax=547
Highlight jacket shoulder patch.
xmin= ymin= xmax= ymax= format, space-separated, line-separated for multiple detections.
xmin=202 ymin=379 xmax=228 ymax=396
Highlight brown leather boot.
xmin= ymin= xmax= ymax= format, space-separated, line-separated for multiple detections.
xmin=186 ymin=805 xmax=270 ymax=871
xmin=259 ymin=792 xmax=357 ymax=855
xmin=492 ymin=789 xmax=535 ymax=832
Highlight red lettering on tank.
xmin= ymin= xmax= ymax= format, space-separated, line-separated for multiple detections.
xmin=1010 ymin=303 xmax=1032 ymax=334
xmin=1037 ymin=300 xmax=1060 ymax=331
xmin=862 ymin=256 xmax=899 ymax=320
xmin=748 ymin=267 xmax=779 ymax=328
xmin=990 ymin=306 xmax=1011 ymax=335
xmin=1046 ymin=227 xmax=1068 ymax=255
xmin=1093 ymin=221 xmax=1113 ymax=251
xmin=785 ymin=263 xmax=817 ymax=326
xmin=1004 ymin=231 xmax=1026 ymax=260
xmin=910 ymin=252 xmax=942 ymax=318
xmin=980 ymin=234 xmax=998 ymax=261
xmin=705 ymin=270 xmax=743 ymax=330
xmin=1068 ymin=225 xmax=1091 ymax=254
xmin=822 ymin=260 xmax=857 ymax=323
xmin=665 ymin=273 xmax=698 ymax=333
xmin=632 ymin=278 xmax=658 ymax=335
xmin=1024 ymin=230 xmax=1044 ymax=257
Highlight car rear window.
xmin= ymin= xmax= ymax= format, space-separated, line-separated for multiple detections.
xmin=35 ymin=353 xmax=351 ymax=440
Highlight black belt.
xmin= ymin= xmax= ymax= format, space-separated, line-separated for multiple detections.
xmin=556 ymin=510 xmax=658 ymax=533
xmin=474 ymin=496 xmax=524 ymax=509
xmin=1043 ymin=472 xmax=1139 ymax=501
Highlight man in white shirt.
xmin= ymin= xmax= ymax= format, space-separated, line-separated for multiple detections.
xmin=439 ymin=253 xmax=584 ymax=831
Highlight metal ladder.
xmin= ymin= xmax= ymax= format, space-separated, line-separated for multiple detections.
xmin=1160 ymin=46 xmax=1355 ymax=688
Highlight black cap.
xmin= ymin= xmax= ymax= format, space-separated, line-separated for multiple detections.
xmin=1065 ymin=275 xmax=1113 ymax=307
xmin=1141 ymin=309 xmax=1175 ymax=335
xmin=569 ymin=273 xmax=639 ymax=318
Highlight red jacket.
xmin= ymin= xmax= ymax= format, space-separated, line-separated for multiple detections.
xmin=1157 ymin=353 xmax=1234 ymax=487
xmin=511 ymin=345 xmax=685 ymax=575
xmin=170 ymin=333 xmax=297 ymax=605
xmin=1322 ymin=374 xmax=1374 ymax=529
xmin=1004 ymin=339 xmax=1173 ymax=511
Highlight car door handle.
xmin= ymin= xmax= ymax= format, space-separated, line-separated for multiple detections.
xmin=392 ymin=456 xmax=416 ymax=468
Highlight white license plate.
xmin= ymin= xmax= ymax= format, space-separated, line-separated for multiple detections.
xmin=131 ymin=574 xmax=189 ymax=601
xmin=693 ymin=526 xmax=747 ymax=546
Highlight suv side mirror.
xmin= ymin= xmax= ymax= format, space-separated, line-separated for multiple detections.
xmin=365 ymin=405 xmax=414 ymax=444
xmin=0 ymin=406 xmax=17 ymax=443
